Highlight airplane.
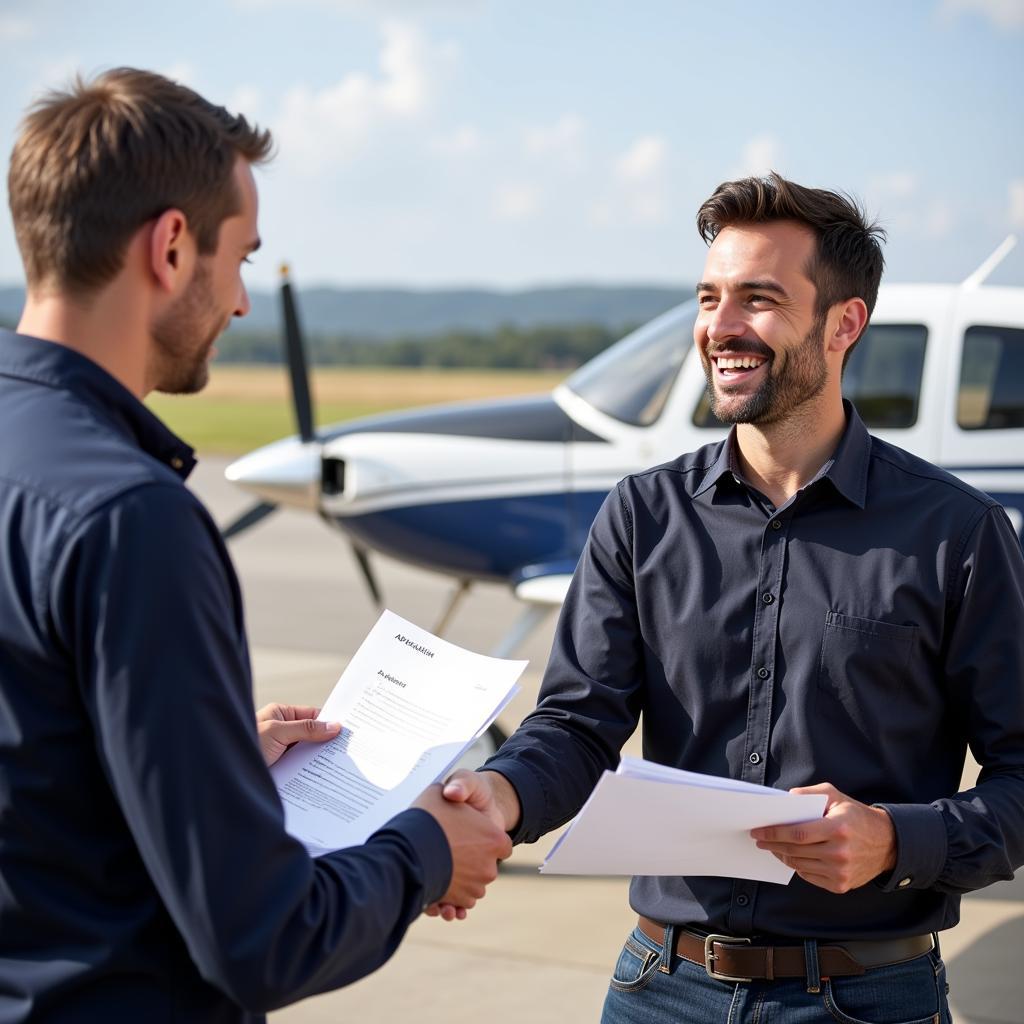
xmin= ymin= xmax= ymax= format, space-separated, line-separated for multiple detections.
xmin=223 ymin=238 xmax=1024 ymax=676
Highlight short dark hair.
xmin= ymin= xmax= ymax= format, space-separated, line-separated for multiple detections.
xmin=8 ymin=67 xmax=273 ymax=294
xmin=696 ymin=172 xmax=885 ymax=360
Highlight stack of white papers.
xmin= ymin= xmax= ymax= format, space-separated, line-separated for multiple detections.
xmin=270 ymin=610 xmax=526 ymax=857
xmin=541 ymin=757 xmax=827 ymax=884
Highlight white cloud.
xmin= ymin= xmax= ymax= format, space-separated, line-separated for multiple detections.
xmin=377 ymin=19 xmax=437 ymax=114
xmin=432 ymin=124 xmax=481 ymax=157
xmin=525 ymin=114 xmax=586 ymax=166
xmin=590 ymin=135 xmax=672 ymax=227
xmin=493 ymin=182 xmax=542 ymax=221
xmin=922 ymin=198 xmax=955 ymax=239
xmin=1010 ymin=179 xmax=1024 ymax=228
xmin=161 ymin=62 xmax=200 ymax=88
xmin=614 ymin=135 xmax=667 ymax=183
xmin=867 ymin=172 xmax=918 ymax=200
xmin=227 ymin=85 xmax=264 ymax=120
xmin=0 ymin=14 xmax=34 ymax=41
xmin=233 ymin=0 xmax=480 ymax=14
xmin=273 ymin=21 xmax=454 ymax=174
xmin=30 ymin=56 xmax=82 ymax=95
xmin=736 ymin=135 xmax=782 ymax=177
xmin=939 ymin=0 xmax=1024 ymax=29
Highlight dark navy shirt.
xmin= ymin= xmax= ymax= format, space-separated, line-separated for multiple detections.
xmin=0 ymin=330 xmax=452 ymax=1022
xmin=487 ymin=402 xmax=1024 ymax=940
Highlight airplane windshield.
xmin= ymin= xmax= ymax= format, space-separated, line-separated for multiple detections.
xmin=565 ymin=301 xmax=696 ymax=426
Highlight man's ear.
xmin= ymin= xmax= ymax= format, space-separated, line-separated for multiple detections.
xmin=149 ymin=208 xmax=195 ymax=294
xmin=828 ymin=298 xmax=869 ymax=359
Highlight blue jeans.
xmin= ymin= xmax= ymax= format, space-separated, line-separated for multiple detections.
xmin=601 ymin=925 xmax=952 ymax=1024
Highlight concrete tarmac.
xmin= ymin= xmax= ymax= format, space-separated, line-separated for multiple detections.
xmin=191 ymin=456 xmax=1023 ymax=1024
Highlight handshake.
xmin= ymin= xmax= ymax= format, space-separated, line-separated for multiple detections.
xmin=414 ymin=770 xmax=521 ymax=922
xmin=256 ymin=705 xmax=519 ymax=920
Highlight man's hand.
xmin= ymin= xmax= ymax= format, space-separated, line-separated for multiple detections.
xmin=421 ymin=769 xmax=522 ymax=921
xmin=442 ymin=769 xmax=522 ymax=831
xmin=413 ymin=783 xmax=512 ymax=920
xmin=751 ymin=783 xmax=897 ymax=894
xmin=256 ymin=703 xmax=341 ymax=767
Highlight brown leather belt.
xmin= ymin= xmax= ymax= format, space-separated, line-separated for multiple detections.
xmin=638 ymin=916 xmax=934 ymax=984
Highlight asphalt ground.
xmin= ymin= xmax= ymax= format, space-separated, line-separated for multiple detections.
xmin=191 ymin=455 xmax=1024 ymax=1024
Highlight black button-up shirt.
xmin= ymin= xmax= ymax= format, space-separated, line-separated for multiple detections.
xmin=487 ymin=402 xmax=1024 ymax=940
xmin=0 ymin=330 xmax=451 ymax=1022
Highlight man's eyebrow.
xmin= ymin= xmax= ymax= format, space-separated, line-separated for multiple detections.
xmin=695 ymin=279 xmax=789 ymax=297
xmin=739 ymin=279 xmax=788 ymax=296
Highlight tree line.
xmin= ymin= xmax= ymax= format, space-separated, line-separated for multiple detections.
xmin=217 ymin=321 xmax=631 ymax=370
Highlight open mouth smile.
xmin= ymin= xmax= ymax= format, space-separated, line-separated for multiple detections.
xmin=713 ymin=354 xmax=768 ymax=380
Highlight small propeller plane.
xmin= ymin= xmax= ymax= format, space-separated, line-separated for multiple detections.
xmin=224 ymin=239 xmax=1024 ymax=665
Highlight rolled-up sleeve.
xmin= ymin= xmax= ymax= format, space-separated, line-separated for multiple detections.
xmin=50 ymin=483 xmax=450 ymax=1011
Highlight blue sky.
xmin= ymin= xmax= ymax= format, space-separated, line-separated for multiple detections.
xmin=0 ymin=0 xmax=1022 ymax=290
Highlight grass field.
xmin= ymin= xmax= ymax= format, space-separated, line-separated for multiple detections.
xmin=145 ymin=365 xmax=567 ymax=454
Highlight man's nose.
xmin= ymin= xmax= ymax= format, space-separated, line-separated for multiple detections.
xmin=705 ymin=296 xmax=744 ymax=343
xmin=234 ymin=281 xmax=251 ymax=319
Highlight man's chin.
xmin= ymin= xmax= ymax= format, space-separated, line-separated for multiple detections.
xmin=154 ymin=362 xmax=210 ymax=396
xmin=711 ymin=390 xmax=773 ymax=426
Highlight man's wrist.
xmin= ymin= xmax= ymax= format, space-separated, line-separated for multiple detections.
xmin=480 ymin=769 xmax=522 ymax=833
xmin=871 ymin=804 xmax=898 ymax=874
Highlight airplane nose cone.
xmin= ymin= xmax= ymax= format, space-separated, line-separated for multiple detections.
xmin=225 ymin=437 xmax=321 ymax=510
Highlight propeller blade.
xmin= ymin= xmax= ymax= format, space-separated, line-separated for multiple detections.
xmin=221 ymin=501 xmax=278 ymax=541
xmin=279 ymin=264 xmax=315 ymax=443
xmin=350 ymin=542 xmax=384 ymax=608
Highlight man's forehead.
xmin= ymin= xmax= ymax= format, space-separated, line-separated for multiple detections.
xmin=221 ymin=158 xmax=259 ymax=239
xmin=233 ymin=158 xmax=259 ymax=213
xmin=702 ymin=221 xmax=816 ymax=284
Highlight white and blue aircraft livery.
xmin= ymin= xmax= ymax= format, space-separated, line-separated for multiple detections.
xmin=225 ymin=241 xmax=1024 ymax=658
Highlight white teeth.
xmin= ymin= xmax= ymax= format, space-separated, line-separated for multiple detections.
xmin=716 ymin=356 xmax=765 ymax=370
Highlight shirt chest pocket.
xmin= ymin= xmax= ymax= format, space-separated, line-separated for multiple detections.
xmin=817 ymin=612 xmax=919 ymax=724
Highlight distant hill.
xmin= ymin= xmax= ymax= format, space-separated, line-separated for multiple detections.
xmin=0 ymin=283 xmax=689 ymax=337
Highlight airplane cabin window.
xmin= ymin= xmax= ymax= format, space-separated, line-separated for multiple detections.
xmin=565 ymin=301 xmax=696 ymax=426
xmin=691 ymin=323 xmax=928 ymax=430
xmin=841 ymin=324 xmax=928 ymax=428
xmin=958 ymin=325 xmax=1024 ymax=430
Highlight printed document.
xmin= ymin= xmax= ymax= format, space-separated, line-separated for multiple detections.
xmin=541 ymin=757 xmax=828 ymax=884
xmin=270 ymin=610 xmax=526 ymax=856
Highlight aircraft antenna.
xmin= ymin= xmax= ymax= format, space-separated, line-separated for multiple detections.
xmin=961 ymin=235 xmax=1017 ymax=289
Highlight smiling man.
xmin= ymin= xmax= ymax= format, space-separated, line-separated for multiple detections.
xmin=444 ymin=173 xmax=1024 ymax=1023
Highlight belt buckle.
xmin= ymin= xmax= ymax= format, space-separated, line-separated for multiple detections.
xmin=703 ymin=933 xmax=753 ymax=984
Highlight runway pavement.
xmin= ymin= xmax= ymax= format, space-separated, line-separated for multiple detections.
xmin=192 ymin=455 xmax=1023 ymax=1024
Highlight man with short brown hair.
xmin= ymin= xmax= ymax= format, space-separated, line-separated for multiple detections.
xmin=445 ymin=173 xmax=1024 ymax=1022
xmin=0 ymin=68 xmax=510 ymax=1022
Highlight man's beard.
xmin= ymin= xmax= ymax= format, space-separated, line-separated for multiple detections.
xmin=151 ymin=261 xmax=224 ymax=395
xmin=703 ymin=312 xmax=829 ymax=426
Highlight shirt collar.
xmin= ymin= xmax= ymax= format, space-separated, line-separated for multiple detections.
xmin=0 ymin=329 xmax=196 ymax=479
xmin=693 ymin=399 xmax=870 ymax=509
xmin=693 ymin=434 xmax=739 ymax=498
xmin=818 ymin=399 xmax=870 ymax=509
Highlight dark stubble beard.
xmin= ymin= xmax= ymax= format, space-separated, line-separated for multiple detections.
xmin=151 ymin=260 xmax=223 ymax=395
xmin=703 ymin=311 xmax=829 ymax=426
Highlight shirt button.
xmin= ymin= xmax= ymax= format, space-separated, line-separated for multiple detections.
xmin=762 ymin=593 xmax=774 ymax=605
xmin=170 ymin=456 xmax=184 ymax=470
xmin=736 ymin=894 xmax=750 ymax=907
xmin=897 ymin=877 xmax=913 ymax=889
xmin=749 ymin=752 xmax=762 ymax=765
xmin=757 ymin=667 xmax=770 ymax=679
xmin=771 ymin=519 xmax=783 ymax=530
